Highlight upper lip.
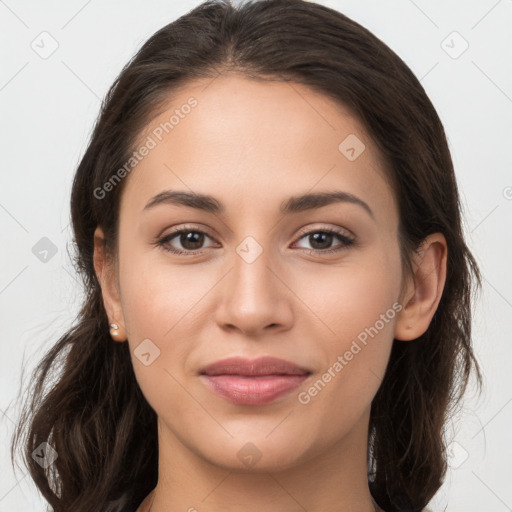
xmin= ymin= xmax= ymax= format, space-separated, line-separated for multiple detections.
xmin=199 ymin=356 xmax=311 ymax=376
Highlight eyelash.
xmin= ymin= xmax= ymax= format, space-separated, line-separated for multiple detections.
xmin=154 ymin=224 xmax=356 ymax=256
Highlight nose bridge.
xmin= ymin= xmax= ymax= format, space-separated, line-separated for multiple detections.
xmin=214 ymin=232 xmax=293 ymax=335
xmin=231 ymin=234 xmax=279 ymax=308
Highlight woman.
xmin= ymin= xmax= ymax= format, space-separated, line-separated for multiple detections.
xmin=11 ymin=1 xmax=482 ymax=511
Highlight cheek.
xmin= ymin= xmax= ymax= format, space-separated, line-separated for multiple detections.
xmin=117 ymin=246 xmax=196 ymax=380
xmin=119 ymin=246 xmax=208 ymax=338
xmin=295 ymin=247 xmax=401 ymax=408
xmin=296 ymin=244 xmax=402 ymax=344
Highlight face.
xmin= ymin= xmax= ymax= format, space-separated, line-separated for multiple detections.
xmin=103 ymin=74 xmax=406 ymax=472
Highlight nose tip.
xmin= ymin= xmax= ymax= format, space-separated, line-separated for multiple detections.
xmin=213 ymin=256 xmax=294 ymax=337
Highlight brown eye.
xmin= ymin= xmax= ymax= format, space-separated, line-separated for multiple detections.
xmin=294 ymin=228 xmax=355 ymax=254
xmin=177 ymin=231 xmax=205 ymax=250
xmin=158 ymin=228 xmax=216 ymax=255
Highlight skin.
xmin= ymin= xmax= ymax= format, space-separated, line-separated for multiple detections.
xmin=93 ymin=74 xmax=447 ymax=512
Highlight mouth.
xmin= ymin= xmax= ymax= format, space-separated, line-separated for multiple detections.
xmin=198 ymin=356 xmax=312 ymax=405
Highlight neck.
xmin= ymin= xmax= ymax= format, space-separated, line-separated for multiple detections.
xmin=144 ymin=411 xmax=379 ymax=512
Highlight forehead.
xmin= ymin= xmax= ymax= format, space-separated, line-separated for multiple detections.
xmin=120 ymin=74 xmax=397 ymax=226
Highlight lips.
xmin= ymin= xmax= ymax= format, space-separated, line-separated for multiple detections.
xmin=199 ymin=356 xmax=311 ymax=377
xmin=199 ymin=356 xmax=312 ymax=405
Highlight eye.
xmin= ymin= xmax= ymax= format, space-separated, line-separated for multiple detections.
xmin=156 ymin=226 xmax=218 ymax=255
xmin=154 ymin=225 xmax=355 ymax=256
xmin=293 ymin=227 xmax=355 ymax=254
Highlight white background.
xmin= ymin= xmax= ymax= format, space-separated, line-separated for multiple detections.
xmin=1 ymin=1 xmax=511 ymax=510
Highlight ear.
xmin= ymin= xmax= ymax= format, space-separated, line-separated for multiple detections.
xmin=93 ymin=226 xmax=127 ymax=342
xmin=394 ymin=233 xmax=448 ymax=341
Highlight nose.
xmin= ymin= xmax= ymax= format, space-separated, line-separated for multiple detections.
xmin=213 ymin=243 xmax=294 ymax=338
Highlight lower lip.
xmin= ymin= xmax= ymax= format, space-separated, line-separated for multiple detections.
xmin=200 ymin=374 xmax=310 ymax=405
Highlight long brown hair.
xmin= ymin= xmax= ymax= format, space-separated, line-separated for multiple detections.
xmin=10 ymin=1 xmax=482 ymax=510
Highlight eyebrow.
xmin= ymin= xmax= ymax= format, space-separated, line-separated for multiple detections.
xmin=143 ymin=190 xmax=374 ymax=219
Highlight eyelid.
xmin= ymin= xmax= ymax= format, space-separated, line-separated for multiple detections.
xmin=158 ymin=222 xmax=214 ymax=238
xmin=294 ymin=223 xmax=355 ymax=241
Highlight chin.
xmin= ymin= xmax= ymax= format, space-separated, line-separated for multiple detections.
xmin=192 ymin=433 xmax=316 ymax=473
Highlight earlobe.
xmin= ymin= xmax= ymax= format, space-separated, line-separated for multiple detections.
xmin=394 ymin=233 xmax=448 ymax=341
xmin=93 ymin=226 xmax=127 ymax=342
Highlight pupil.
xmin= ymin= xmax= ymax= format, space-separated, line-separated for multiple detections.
xmin=310 ymin=233 xmax=332 ymax=249
xmin=182 ymin=232 xmax=204 ymax=250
